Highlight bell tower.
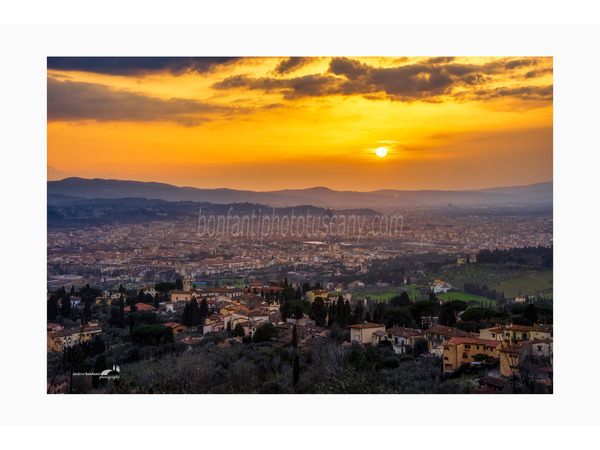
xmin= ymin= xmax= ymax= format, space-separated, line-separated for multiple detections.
xmin=183 ymin=277 xmax=190 ymax=291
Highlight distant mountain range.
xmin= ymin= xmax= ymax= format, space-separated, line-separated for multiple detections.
xmin=47 ymin=177 xmax=553 ymax=209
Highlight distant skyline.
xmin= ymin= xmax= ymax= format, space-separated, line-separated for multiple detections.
xmin=47 ymin=57 xmax=553 ymax=191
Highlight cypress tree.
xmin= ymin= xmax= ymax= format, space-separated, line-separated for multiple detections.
xmin=59 ymin=296 xmax=71 ymax=318
xmin=199 ymin=299 xmax=209 ymax=320
xmin=47 ymin=295 xmax=59 ymax=322
xmin=293 ymin=354 xmax=300 ymax=387
xmin=292 ymin=324 xmax=298 ymax=348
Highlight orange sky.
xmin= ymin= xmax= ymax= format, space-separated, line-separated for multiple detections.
xmin=47 ymin=56 xmax=552 ymax=191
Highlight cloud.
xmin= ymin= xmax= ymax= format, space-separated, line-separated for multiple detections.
xmin=424 ymin=57 xmax=456 ymax=64
xmin=273 ymin=57 xmax=315 ymax=75
xmin=47 ymin=57 xmax=239 ymax=76
xmin=212 ymin=57 xmax=553 ymax=104
xmin=466 ymin=85 xmax=553 ymax=101
xmin=47 ymin=78 xmax=228 ymax=126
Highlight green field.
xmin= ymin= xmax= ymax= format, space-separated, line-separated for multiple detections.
xmin=216 ymin=278 xmax=246 ymax=288
xmin=491 ymin=273 xmax=553 ymax=298
xmin=355 ymin=285 xmax=425 ymax=303
xmin=437 ymin=291 xmax=495 ymax=305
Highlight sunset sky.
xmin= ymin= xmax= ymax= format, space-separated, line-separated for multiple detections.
xmin=47 ymin=56 xmax=552 ymax=191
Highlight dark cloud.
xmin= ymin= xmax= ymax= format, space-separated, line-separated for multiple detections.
xmin=273 ymin=57 xmax=315 ymax=75
xmin=329 ymin=57 xmax=370 ymax=80
xmin=524 ymin=67 xmax=553 ymax=79
xmin=47 ymin=57 xmax=239 ymax=76
xmin=468 ymin=85 xmax=553 ymax=101
xmin=212 ymin=57 xmax=553 ymax=104
xmin=47 ymin=78 xmax=227 ymax=126
xmin=425 ymin=57 xmax=456 ymax=64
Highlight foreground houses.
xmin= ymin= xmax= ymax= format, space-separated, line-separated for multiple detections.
xmin=47 ymin=321 xmax=102 ymax=352
xmin=424 ymin=325 xmax=470 ymax=353
xmin=499 ymin=339 xmax=553 ymax=379
xmin=349 ymin=322 xmax=386 ymax=344
xmin=442 ymin=337 xmax=501 ymax=373
xmin=385 ymin=327 xmax=426 ymax=355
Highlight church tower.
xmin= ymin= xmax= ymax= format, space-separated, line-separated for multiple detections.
xmin=183 ymin=277 xmax=191 ymax=291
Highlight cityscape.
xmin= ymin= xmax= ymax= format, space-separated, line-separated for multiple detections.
xmin=47 ymin=56 xmax=553 ymax=394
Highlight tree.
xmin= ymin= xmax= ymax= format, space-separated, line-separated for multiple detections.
xmin=413 ymin=338 xmax=429 ymax=356
xmin=308 ymin=297 xmax=327 ymax=327
xmin=282 ymin=286 xmax=296 ymax=302
xmin=155 ymin=282 xmax=176 ymax=293
xmin=175 ymin=278 xmax=184 ymax=290
xmin=294 ymin=306 xmax=303 ymax=320
xmin=524 ymin=304 xmax=538 ymax=324
xmin=293 ymin=354 xmax=300 ymax=387
xmin=199 ymin=299 xmax=209 ymax=321
xmin=350 ymin=301 xmax=364 ymax=325
xmin=302 ymin=282 xmax=311 ymax=294
xmin=182 ymin=302 xmax=192 ymax=327
xmin=47 ymin=295 xmax=59 ymax=322
xmin=190 ymin=298 xmax=201 ymax=326
xmin=382 ymin=308 xmax=417 ymax=329
xmin=296 ymin=287 xmax=302 ymax=300
xmin=390 ymin=291 xmax=411 ymax=308
xmin=118 ymin=298 xmax=125 ymax=328
xmin=280 ymin=301 xmax=291 ymax=322
xmin=83 ymin=301 xmax=92 ymax=324
xmin=372 ymin=302 xmax=387 ymax=324
xmin=233 ymin=323 xmax=245 ymax=337
xmin=92 ymin=354 xmax=106 ymax=390
xmin=292 ymin=324 xmax=298 ymax=348
xmin=59 ymin=296 xmax=71 ymax=318
xmin=252 ymin=323 xmax=278 ymax=343
xmin=439 ymin=302 xmax=456 ymax=326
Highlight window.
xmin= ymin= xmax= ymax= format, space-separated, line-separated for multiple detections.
xmin=476 ymin=346 xmax=480 ymax=350
xmin=444 ymin=357 xmax=448 ymax=360
xmin=465 ymin=344 xmax=471 ymax=349
xmin=537 ymin=345 xmax=543 ymax=351
xmin=462 ymin=353 xmax=468 ymax=359
xmin=491 ymin=333 xmax=495 ymax=338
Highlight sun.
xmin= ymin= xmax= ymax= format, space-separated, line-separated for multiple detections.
xmin=375 ymin=147 xmax=388 ymax=158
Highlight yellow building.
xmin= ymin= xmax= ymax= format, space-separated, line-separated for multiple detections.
xmin=306 ymin=289 xmax=329 ymax=303
xmin=499 ymin=339 xmax=553 ymax=378
xmin=162 ymin=322 xmax=187 ymax=334
xmin=442 ymin=337 xmax=501 ymax=373
xmin=94 ymin=296 xmax=112 ymax=306
xmin=349 ymin=323 xmax=386 ymax=344
xmin=479 ymin=324 xmax=547 ymax=345
xmin=47 ymin=322 xmax=102 ymax=353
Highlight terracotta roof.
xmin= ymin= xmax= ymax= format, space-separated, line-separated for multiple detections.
xmin=349 ymin=322 xmax=385 ymax=329
xmin=426 ymin=325 xmax=469 ymax=337
xmin=387 ymin=326 xmax=424 ymax=338
xmin=444 ymin=337 xmax=501 ymax=348
xmin=508 ymin=324 xmax=535 ymax=332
